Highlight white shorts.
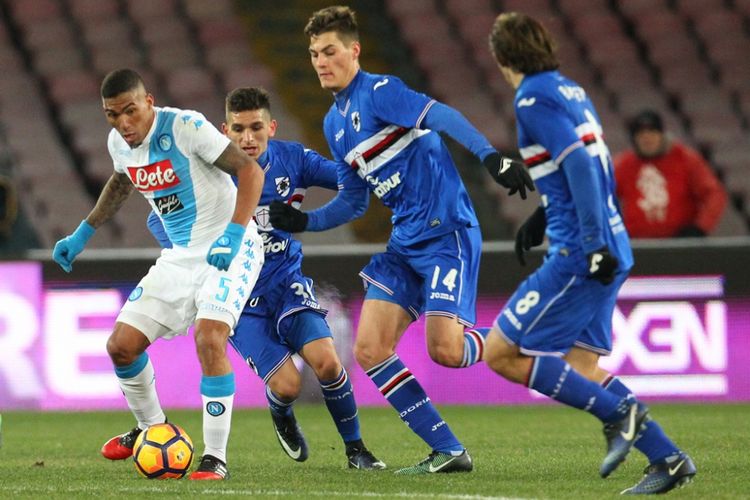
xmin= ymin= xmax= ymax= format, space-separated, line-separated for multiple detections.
xmin=117 ymin=223 xmax=264 ymax=342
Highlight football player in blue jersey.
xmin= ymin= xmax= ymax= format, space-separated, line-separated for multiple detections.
xmin=148 ymin=86 xmax=385 ymax=470
xmin=270 ymin=6 xmax=533 ymax=475
xmin=486 ymin=13 xmax=695 ymax=494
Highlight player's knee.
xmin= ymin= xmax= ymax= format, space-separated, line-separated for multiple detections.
xmin=106 ymin=333 xmax=139 ymax=366
xmin=194 ymin=328 xmax=228 ymax=360
xmin=353 ymin=340 xmax=388 ymax=371
xmin=310 ymin=354 xmax=342 ymax=381
xmin=427 ymin=343 xmax=462 ymax=367
xmin=268 ymin=373 xmax=301 ymax=401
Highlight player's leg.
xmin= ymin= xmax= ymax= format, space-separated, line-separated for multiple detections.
xmin=229 ymin=305 xmax=308 ymax=462
xmin=190 ymin=227 xmax=264 ymax=480
xmin=290 ymin=311 xmax=385 ymax=470
xmin=101 ymin=255 xmax=189 ymax=460
xmin=423 ymin=226 xmax=489 ymax=368
xmin=486 ymin=257 xmax=648 ymax=476
xmin=101 ymin=319 xmax=166 ymax=460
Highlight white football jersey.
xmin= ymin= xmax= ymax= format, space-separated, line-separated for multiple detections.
xmin=108 ymin=106 xmax=234 ymax=247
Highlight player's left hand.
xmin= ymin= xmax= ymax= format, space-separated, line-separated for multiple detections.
xmin=587 ymin=247 xmax=619 ymax=285
xmin=207 ymin=222 xmax=245 ymax=271
xmin=483 ymin=152 xmax=535 ymax=199
xmin=269 ymin=200 xmax=308 ymax=232
xmin=515 ymin=206 xmax=546 ymax=266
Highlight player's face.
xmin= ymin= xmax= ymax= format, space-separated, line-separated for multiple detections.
xmin=309 ymin=31 xmax=360 ymax=92
xmin=102 ymin=88 xmax=155 ymax=148
xmin=222 ymin=109 xmax=277 ymax=159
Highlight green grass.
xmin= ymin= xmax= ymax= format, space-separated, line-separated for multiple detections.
xmin=0 ymin=404 xmax=748 ymax=499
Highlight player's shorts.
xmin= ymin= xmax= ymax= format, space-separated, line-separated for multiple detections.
xmin=229 ymin=270 xmax=330 ymax=382
xmin=117 ymin=224 xmax=264 ymax=343
xmin=494 ymin=250 xmax=628 ymax=356
xmin=360 ymin=225 xmax=481 ymax=326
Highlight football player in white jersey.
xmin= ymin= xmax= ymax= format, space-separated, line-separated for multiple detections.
xmin=52 ymin=69 xmax=265 ymax=480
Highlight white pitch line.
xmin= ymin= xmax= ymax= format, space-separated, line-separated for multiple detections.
xmin=0 ymin=485 xmax=533 ymax=500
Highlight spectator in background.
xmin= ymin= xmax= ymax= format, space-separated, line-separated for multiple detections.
xmin=614 ymin=110 xmax=727 ymax=238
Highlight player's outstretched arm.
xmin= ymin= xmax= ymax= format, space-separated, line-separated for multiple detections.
xmin=207 ymin=142 xmax=265 ymax=270
xmin=422 ymin=102 xmax=534 ymax=199
xmin=52 ymin=172 xmax=134 ymax=272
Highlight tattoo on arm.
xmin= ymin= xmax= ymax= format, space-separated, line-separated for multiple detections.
xmin=213 ymin=142 xmax=249 ymax=176
xmin=86 ymin=173 xmax=134 ymax=227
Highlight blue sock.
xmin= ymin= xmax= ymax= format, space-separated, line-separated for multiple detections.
xmin=266 ymin=386 xmax=294 ymax=418
xmin=367 ymin=354 xmax=463 ymax=454
xmin=320 ymin=368 xmax=361 ymax=443
xmin=460 ymin=328 xmax=489 ymax=367
xmin=603 ymin=376 xmax=679 ymax=463
xmin=529 ymin=356 xmax=629 ymax=422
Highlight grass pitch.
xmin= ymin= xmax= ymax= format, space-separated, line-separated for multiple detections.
xmin=0 ymin=404 xmax=747 ymax=499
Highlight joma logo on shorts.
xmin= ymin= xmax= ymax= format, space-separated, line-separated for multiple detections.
xmin=127 ymin=160 xmax=180 ymax=192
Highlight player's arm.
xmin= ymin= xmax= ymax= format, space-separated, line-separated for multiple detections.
xmin=270 ymin=160 xmax=368 ymax=232
xmin=206 ymin=141 xmax=265 ymax=270
xmin=301 ymin=148 xmax=339 ymax=190
xmin=52 ymin=172 xmax=134 ymax=272
xmin=370 ymin=76 xmax=533 ymax=197
xmin=146 ymin=210 xmax=172 ymax=249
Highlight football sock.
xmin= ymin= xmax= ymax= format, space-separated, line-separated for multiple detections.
xmin=366 ymin=354 xmax=463 ymax=454
xmin=460 ymin=328 xmax=489 ymax=367
xmin=603 ymin=376 xmax=679 ymax=462
xmin=114 ymin=352 xmax=165 ymax=429
xmin=528 ymin=356 xmax=629 ymax=422
xmin=320 ymin=368 xmax=361 ymax=443
xmin=266 ymin=386 xmax=294 ymax=418
xmin=200 ymin=373 xmax=235 ymax=464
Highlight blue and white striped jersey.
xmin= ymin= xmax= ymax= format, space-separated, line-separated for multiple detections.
xmin=109 ymin=106 xmax=233 ymax=248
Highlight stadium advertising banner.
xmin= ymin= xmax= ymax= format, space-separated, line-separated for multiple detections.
xmin=1 ymin=262 xmax=748 ymax=410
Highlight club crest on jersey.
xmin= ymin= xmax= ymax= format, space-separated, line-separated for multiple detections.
xmin=158 ymin=134 xmax=172 ymax=151
xmin=351 ymin=111 xmax=361 ymax=132
xmin=127 ymin=159 xmax=180 ymax=192
xmin=254 ymin=206 xmax=270 ymax=229
xmin=275 ymin=177 xmax=291 ymax=197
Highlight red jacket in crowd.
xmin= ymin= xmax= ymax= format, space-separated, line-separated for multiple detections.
xmin=614 ymin=142 xmax=727 ymax=238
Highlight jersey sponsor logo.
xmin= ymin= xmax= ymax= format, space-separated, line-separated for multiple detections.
xmin=127 ymin=159 xmax=180 ymax=192
xmin=369 ymin=171 xmax=402 ymax=198
xmin=206 ymin=401 xmax=226 ymax=416
xmin=158 ymin=134 xmax=172 ymax=152
xmin=154 ymin=193 xmax=183 ymax=214
xmin=275 ymin=177 xmax=291 ymax=197
xmin=351 ymin=111 xmax=361 ymax=132
xmin=517 ymin=97 xmax=536 ymax=107
xmin=260 ymin=232 xmax=289 ymax=254
xmin=373 ymin=77 xmax=390 ymax=91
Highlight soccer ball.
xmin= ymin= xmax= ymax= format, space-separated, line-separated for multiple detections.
xmin=132 ymin=423 xmax=194 ymax=479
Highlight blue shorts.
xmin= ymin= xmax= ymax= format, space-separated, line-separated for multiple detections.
xmin=495 ymin=251 xmax=628 ymax=356
xmin=229 ymin=270 xmax=330 ymax=382
xmin=360 ymin=225 xmax=481 ymax=326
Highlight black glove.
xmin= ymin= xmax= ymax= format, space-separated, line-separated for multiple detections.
xmin=483 ymin=152 xmax=535 ymax=200
xmin=676 ymin=225 xmax=706 ymax=238
xmin=587 ymin=247 xmax=619 ymax=285
xmin=269 ymin=200 xmax=308 ymax=232
xmin=515 ymin=206 xmax=546 ymax=266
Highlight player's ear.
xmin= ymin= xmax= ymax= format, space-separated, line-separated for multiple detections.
xmin=268 ymin=119 xmax=278 ymax=137
xmin=145 ymin=93 xmax=155 ymax=106
xmin=221 ymin=122 xmax=229 ymax=135
xmin=350 ymin=41 xmax=361 ymax=60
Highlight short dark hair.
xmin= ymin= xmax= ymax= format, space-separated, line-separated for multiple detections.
xmin=628 ymin=109 xmax=664 ymax=137
xmin=225 ymin=87 xmax=271 ymax=116
xmin=304 ymin=5 xmax=359 ymax=42
xmin=489 ymin=12 xmax=559 ymax=75
xmin=100 ymin=68 xmax=145 ymax=99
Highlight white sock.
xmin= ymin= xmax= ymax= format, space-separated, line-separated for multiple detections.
xmin=201 ymin=393 xmax=234 ymax=463
xmin=117 ymin=357 xmax=165 ymax=429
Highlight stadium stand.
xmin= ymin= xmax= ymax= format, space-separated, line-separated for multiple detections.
xmin=0 ymin=0 xmax=746 ymax=252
